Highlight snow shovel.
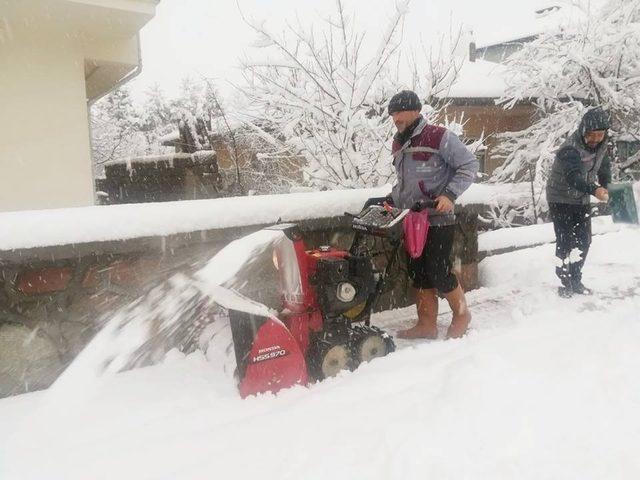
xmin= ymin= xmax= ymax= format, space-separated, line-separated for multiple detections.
xmin=608 ymin=182 xmax=640 ymax=225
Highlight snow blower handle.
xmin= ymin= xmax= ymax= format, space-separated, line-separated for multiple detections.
xmin=348 ymin=195 xmax=397 ymax=219
xmin=362 ymin=195 xmax=394 ymax=210
xmin=410 ymin=199 xmax=437 ymax=212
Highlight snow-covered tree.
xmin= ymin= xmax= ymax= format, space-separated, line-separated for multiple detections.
xmin=139 ymin=79 xmax=223 ymax=153
xmin=493 ymin=0 xmax=640 ymax=195
xmin=207 ymin=84 xmax=303 ymax=195
xmin=138 ymin=84 xmax=173 ymax=150
xmin=238 ymin=0 xmax=463 ymax=189
xmin=91 ymin=87 xmax=146 ymax=172
xmin=238 ymin=0 xmax=408 ymax=189
xmin=92 ymin=81 xmax=221 ymax=176
xmin=91 ymin=84 xmax=179 ymax=173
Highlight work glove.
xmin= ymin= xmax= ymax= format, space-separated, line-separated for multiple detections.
xmin=410 ymin=201 xmax=424 ymax=212
xmin=410 ymin=199 xmax=437 ymax=212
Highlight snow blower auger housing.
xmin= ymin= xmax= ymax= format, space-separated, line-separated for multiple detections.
xmin=229 ymin=203 xmax=409 ymax=397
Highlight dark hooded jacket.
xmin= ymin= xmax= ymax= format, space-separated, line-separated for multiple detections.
xmin=546 ymin=108 xmax=612 ymax=205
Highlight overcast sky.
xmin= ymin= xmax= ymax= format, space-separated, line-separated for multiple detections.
xmin=127 ymin=0 xmax=562 ymax=102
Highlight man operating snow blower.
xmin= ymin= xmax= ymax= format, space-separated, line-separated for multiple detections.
xmin=384 ymin=90 xmax=479 ymax=339
xmin=546 ymin=107 xmax=612 ymax=298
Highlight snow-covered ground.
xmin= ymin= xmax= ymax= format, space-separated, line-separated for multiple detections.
xmin=1 ymin=226 xmax=640 ymax=480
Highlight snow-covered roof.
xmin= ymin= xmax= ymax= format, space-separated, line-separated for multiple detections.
xmin=442 ymin=59 xmax=509 ymax=99
xmin=103 ymin=151 xmax=216 ymax=168
xmin=103 ymin=153 xmax=189 ymax=168
xmin=209 ymin=116 xmax=244 ymax=136
xmin=159 ymin=130 xmax=180 ymax=146
xmin=474 ymin=1 xmax=602 ymax=49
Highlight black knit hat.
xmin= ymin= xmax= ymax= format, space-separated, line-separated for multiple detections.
xmin=580 ymin=107 xmax=610 ymax=134
xmin=388 ymin=90 xmax=422 ymax=115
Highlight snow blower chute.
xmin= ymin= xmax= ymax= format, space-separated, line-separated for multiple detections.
xmin=227 ymin=202 xmax=421 ymax=397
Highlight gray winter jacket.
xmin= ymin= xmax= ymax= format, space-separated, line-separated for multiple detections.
xmin=390 ymin=116 xmax=479 ymax=226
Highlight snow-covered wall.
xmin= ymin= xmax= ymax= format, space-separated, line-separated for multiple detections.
xmin=0 ymin=184 xmax=529 ymax=252
xmin=0 ymin=188 xmax=379 ymax=252
xmin=479 ymin=216 xmax=628 ymax=255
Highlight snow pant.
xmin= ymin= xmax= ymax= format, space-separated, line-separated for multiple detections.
xmin=407 ymin=224 xmax=458 ymax=293
xmin=549 ymin=202 xmax=592 ymax=287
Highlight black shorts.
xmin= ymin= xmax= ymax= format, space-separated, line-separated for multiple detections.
xmin=407 ymin=224 xmax=458 ymax=293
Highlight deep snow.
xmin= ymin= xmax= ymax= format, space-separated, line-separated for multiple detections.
xmin=1 ymin=227 xmax=640 ymax=480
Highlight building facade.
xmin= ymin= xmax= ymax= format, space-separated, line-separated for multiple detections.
xmin=0 ymin=0 xmax=159 ymax=212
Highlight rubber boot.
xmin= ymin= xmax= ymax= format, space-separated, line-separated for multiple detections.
xmin=397 ymin=288 xmax=439 ymax=339
xmin=571 ymin=281 xmax=593 ymax=295
xmin=558 ymin=276 xmax=574 ymax=298
xmin=443 ymin=285 xmax=471 ymax=339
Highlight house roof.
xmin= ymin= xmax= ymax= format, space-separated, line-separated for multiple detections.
xmin=474 ymin=1 xmax=602 ymax=50
xmin=447 ymin=1 xmax=609 ymax=100
xmin=441 ymin=59 xmax=510 ymax=100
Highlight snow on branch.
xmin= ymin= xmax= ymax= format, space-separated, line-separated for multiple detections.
xmin=493 ymin=0 xmax=640 ymax=209
xmin=238 ymin=0 xmax=462 ymax=189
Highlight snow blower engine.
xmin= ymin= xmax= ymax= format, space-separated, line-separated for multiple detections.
xmin=228 ymin=202 xmax=413 ymax=397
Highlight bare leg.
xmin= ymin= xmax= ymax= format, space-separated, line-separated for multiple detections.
xmin=397 ymin=288 xmax=439 ymax=339
xmin=443 ymin=285 xmax=471 ymax=339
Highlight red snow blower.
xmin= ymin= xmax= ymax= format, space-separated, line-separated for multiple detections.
xmin=228 ymin=200 xmax=433 ymax=397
